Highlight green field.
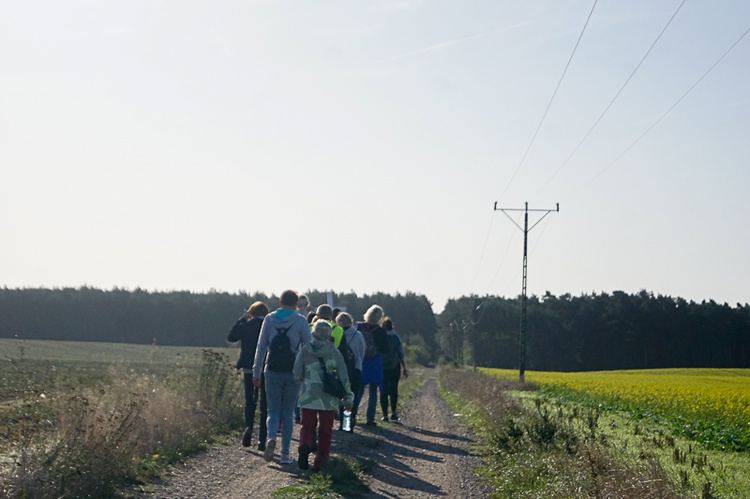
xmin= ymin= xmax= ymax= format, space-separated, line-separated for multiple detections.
xmin=1 ymin=337 xmax=237 ymax=366
xmin=1 ymin=338 xmax=239 ymax=400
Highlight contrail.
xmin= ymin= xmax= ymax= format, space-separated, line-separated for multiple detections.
xmin=379 ymin=21 xmax=533 ymax=63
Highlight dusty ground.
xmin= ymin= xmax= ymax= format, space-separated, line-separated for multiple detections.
xmin=140 ymin=369 xmax=490 ymax=498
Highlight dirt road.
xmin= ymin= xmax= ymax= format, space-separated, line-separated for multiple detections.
xmin=142 ymin=369 xmax=490 ymax=498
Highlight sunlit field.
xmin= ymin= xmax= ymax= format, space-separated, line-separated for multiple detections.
xmin=1 ymin=338 xmax=243 ymax=498
xmin=483 ymin=367 xmax=750 ymax=452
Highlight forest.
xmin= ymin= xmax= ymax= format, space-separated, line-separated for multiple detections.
xmin=439 ymin=291 xmax=750 ymax=371
xmin=1 ymin=287 xmax=748 ymax=371
xmin=0 ymin=287 xmax=439 ymax=366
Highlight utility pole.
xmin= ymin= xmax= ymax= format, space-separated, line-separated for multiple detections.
xmin=494 ymin=201 xmax=559 ymax=382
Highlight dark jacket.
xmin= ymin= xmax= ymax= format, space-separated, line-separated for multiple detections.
xmin=356 ymin=322 xmax=391 ymax=385
xmin=356 ymin=322 xmax=390 ymax=355
xmin=227 ymin=316 xmax=264 ymax=370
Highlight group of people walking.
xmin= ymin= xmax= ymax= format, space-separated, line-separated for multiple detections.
xmin=227 ymin=290 xmax=408 ymax=472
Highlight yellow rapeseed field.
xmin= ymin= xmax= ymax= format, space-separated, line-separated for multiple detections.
xmin=483 ymin=368 xmax=750 ymax=450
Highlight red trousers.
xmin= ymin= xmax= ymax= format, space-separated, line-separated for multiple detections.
xmin=299 ymin=408 xmax=335 ymax=469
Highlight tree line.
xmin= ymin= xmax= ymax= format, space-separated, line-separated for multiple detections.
xmin=0 ymin=287 xmax=439 ymax=365
xmin=437 ymin=290 xmax=750 ymax=371
xmin=2 ymin=287 xmax=748 ymax=371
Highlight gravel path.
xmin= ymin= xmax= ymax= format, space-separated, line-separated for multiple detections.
xmin=139 ymin=369 xmax=490 ymax=498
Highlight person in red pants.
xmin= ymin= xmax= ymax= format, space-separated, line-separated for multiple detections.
xmin=293 ymin=320 xmax=353 ymax=472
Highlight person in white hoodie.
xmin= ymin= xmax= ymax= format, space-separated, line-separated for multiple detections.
xmin=253 ymin=290 xmax=311 ymax=465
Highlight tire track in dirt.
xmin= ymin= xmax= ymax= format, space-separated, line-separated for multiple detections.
xmin=356 ymin=369 xmax=490 ymax=498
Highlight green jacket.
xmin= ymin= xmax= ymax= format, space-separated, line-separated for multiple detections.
xmin=293 ymin=339 xmax=354 ymax=411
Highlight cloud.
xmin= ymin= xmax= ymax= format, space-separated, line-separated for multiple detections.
xmin=374 ymin=0 xmax=424 ymax=12
xmin=378 ymin=21 xmax=534 ymax=63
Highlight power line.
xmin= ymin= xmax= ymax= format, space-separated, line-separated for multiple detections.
xmin=472 ymin=2 xmax=596 ymax=310
xmin=497 ymin=0 xmax=598 ymax=202
xmin=485 ymin=229 xmax=517 ymax=293
xmin=587 ymin=23 xmax=750 ymax=185
xmin=534 ymin=0 xmax=687 ymax=198
xmin=494 ymin=202 xmax=560 ymax=382
xmin=469 ymin=211 xmax=497 ymax=291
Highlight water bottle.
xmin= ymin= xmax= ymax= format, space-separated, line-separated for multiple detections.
xmin=342 ymin=410 xmax=352 ymax=432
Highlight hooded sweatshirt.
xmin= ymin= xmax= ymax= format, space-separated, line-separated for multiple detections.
xmin=253 ymin=307 xmax=312 ymax=378
xmin=293 ymin=339 xmax=354 ymax=411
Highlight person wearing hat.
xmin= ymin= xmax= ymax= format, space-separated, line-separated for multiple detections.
xmin=294 ymin=320 xmax=354 ymax=472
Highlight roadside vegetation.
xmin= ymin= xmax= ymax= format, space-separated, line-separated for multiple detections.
xmin=440 ymin=366 xmax=750 ymax=498
xmin=485 ymin=368 xmax=750 ymax=452
xmin=0 ymin=339 xmax=244 ymax=498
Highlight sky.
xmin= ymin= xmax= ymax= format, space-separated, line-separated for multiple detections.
xmin=2 ymin=1 xmax=749 ymax=313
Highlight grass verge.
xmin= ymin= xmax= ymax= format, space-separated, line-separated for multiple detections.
xmin=510 ymin=389 xmax=750 ymax=499
xmin=438 ymin=366 xmax=683 ymax=498
xmin=273 ymin=456 xmax=373 ymax=498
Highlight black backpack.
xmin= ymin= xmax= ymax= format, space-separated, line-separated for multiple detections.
xmin=358 ymin=323 xmax=378 ymax=358
xmin=382 ymin=333 xmax=401 ymax=369
xmin=267 ymin=326 xmax=295 ymax=372
xmin=338 ymin=331 xmax=357 ymax=377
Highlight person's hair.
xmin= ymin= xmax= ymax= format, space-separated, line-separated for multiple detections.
xmin=280 ymin=290 xmax=299 ymax=307
xmin=381 ymin=316 xmax=393 ymax=331
xmin=312 ymin=319 xmax=332 ymax=341
xmin=306 ymin=311 xmax=317 ymax=324
xmin=364 ymin=304 xmax=384 ymax=325
xmin=316 ymin=304 xmax=333 ymax=320
xmin=332 ymin=307 xmax=341 ymax=320
xmin=248 ymin=301 xmax=269 ymax=317
xmin=297 ymin=295 xmax=309 ymax=308
xmin=336 ymin=312 xmax=353 ymax=328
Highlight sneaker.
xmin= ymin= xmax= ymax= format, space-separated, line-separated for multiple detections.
xmin=263 ymin=439 xmax=276 ymax=462
xmin=381 ymin=416 xmax=389 ymax=422
xmin=391 ymin=413 xmax=399 ymax=421
xmin=298 ymin=444 xmax=311 ymax=470
xmin=365 ymin=420 xmax=378 ymax=427
xmin=242 ymin=427 xmax=252 ymax=447
xmin=280 ymin=454 xmax=294 ymax=464
xmin=257 ymin=441 xmax=266 ymax=452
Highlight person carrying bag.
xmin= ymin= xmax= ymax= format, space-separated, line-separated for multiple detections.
xmin=293 ymin=320 xmax=353 ymax=472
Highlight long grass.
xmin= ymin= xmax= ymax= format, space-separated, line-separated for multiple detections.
xmin=439 ymin=366 xmax=681 ymax=498
xmin=0 ymin=340 xmax=244 ymax=498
